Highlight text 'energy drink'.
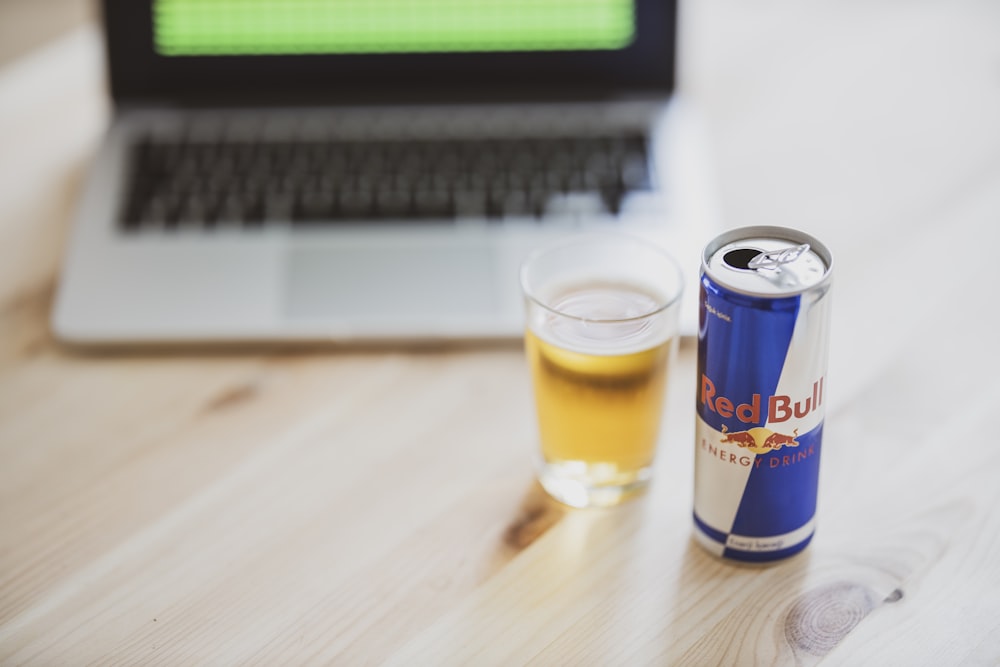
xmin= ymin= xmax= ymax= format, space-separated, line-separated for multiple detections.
xmin=694 ymin=226 xmax=833 ymax=562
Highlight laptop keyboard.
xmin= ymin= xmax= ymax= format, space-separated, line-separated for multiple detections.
xmin=120 ymin=132 xmax=652 ymax=230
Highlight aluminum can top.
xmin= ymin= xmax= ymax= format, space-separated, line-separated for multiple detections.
xmin=703 ymin=226 xmax=833 ymax=297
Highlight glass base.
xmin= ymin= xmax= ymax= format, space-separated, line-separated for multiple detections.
xmin=537 ymin=460 xmax=651 ymax=508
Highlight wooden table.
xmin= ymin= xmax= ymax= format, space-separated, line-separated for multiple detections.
xmin=3 ymin=3 xmax=1000 ymax=664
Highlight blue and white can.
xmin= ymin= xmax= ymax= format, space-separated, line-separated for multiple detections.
xmin=694 ymin=226 xmax=833 ymax=562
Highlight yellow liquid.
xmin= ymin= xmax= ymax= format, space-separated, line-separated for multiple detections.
xmin=525 ymin=328 xmax=671 ymax=487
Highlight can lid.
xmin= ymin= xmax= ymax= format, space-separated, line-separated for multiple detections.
xmin=703 ymin=226 xmax=832 ymax=296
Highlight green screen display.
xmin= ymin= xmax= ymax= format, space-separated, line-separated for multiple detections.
xmin=153 ymin=0 xmax=635 ymax=56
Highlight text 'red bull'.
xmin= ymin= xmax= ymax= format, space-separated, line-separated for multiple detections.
xmin=700 ymin=374 xmax=824 ymax=424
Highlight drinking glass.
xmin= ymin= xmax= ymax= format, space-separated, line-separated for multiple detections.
xmin=521 ymin=233 xmax=684 ymax=508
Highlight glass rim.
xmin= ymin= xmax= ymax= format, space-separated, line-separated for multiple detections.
xmin=519 ymin=232 xmax=685 ymax=324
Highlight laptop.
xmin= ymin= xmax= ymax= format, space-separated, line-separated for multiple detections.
xmin=53 ymin=0 xmax=718 ymax=345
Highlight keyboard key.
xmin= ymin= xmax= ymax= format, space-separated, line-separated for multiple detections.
xmin=543 ymin=192 xmax=608 ymax=218
xmin=263 ymin=193 xmax=294 ymax=222
xmin=141 ymin=196 xmax=171 ymax=227
xmin=500 ymin=190 xmax=534 ymax=218
xmin=453 ymin=190 xmax=488 ymax=218
xmin=412 ymin=190 xmax=452 ymax=218
xmin=338 ymin=190 xmax=374 ymax=218
xmin=374 ymin=190 xmax=411 ymax=218
xmin=294 ymin=192 xmax=336 ymax=222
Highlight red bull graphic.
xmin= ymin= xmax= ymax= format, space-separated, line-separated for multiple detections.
xmin=763 ymin=429 xmax=799 ymax=450
xmin=720 ymin=425 xmax=799 ymax=452
xmin=719 ymin=425 xmax=758 ymax=449
xmin=693 ymin=226 xmax=833 ymax=563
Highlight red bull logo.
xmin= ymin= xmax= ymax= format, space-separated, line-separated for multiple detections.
xmin=720 ymin=425 xmax=799 ymax=455
xmin=700 ymin=374 xmax=824 ymax=424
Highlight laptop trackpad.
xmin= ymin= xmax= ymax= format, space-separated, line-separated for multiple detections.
xmin=284 ymin=243 xmax=499 ymax=323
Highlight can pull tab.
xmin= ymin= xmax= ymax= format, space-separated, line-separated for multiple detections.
xmin=748 ymin=243 xmax=810 ymax=270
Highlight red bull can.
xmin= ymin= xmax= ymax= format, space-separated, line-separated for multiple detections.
xmin=694 ymin=226 xmax=833 ymax=562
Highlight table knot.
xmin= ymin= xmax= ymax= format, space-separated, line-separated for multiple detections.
xmin=784 ymin=581 xmax=876 ymax=656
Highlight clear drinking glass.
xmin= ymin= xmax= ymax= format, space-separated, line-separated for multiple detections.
xmin=521 ymin=233 xmax=684 ymax=508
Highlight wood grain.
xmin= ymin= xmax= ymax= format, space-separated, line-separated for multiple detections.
xmin=2 ymin=2 xmax=1000 ymax=665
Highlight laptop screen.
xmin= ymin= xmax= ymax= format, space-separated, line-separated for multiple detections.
xmin=104 ymin=0 xmax=675 ymax=105
xmin=153 ymin=0 xmax=636 ymax=56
